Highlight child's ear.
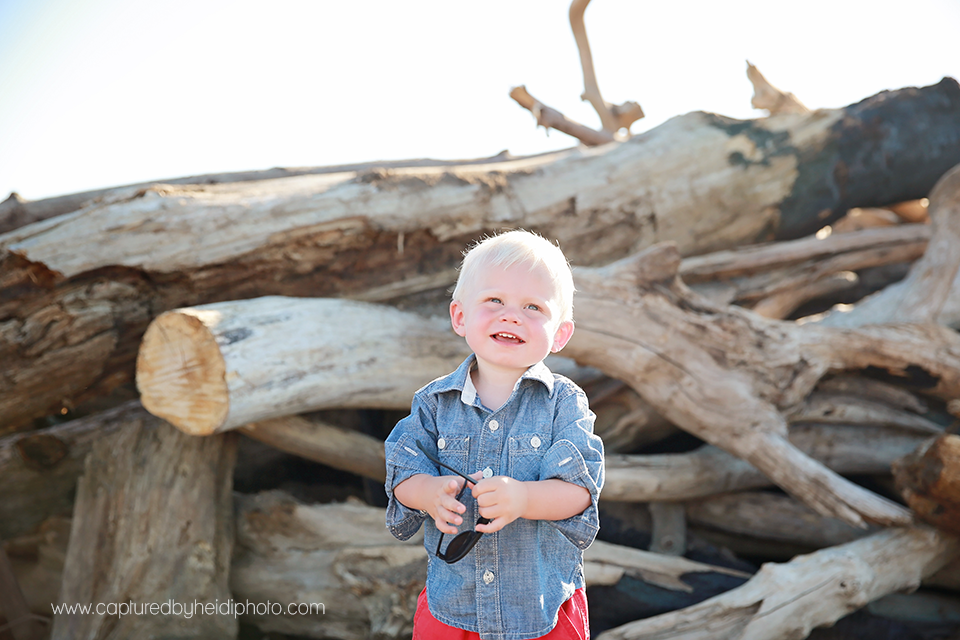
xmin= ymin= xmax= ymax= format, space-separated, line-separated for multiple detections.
xmin=450 ymin=300 xmax=467 ymax=337
xmin=551 ymin=321 xmax=575 ymax=353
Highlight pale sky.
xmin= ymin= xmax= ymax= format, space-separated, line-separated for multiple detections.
xmin=1 ymin=0 xmax=958 ymax=201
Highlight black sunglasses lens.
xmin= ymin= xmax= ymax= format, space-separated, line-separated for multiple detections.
xmin=442 ymin=530 xmax=483 ymax=563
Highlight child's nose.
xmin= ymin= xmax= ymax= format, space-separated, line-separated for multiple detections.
xmin=499 ymin=306 xmax=521 ymax=323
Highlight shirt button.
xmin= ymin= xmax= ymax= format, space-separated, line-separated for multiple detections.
xmin=489 ymin=420 xmax=499 ymax=432
xmin=531 ymin=436 xmax=541 ymax=448
xmin=482 ymin=467 xmax=493 ymax=479
xmin=483 ymin=570 xmax=495 ymax=584
xmin=437 ymin=438 xmax=446 ymax=450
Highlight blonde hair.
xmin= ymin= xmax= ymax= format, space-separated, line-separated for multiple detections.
xmin=452 ymin=230 xmax=575 ymax=323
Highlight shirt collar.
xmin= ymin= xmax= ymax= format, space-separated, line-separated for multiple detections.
xmin=432 ymin=354 xmax=556 ymax=406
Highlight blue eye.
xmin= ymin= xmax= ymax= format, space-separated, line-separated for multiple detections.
xmin=489 ymin=298 xmax=502 ymax=304
xmin=526 ymin=304 xmax=540 ymax=311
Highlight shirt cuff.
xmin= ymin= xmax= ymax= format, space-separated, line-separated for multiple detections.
xmin=539 ymin=439 xmax=603 ymax=550
xmin=384 ymin=434 xmax=434 ymax=540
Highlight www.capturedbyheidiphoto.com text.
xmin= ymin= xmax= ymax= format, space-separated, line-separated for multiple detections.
xmin=52 ymin=599 xmax=325 ymax=618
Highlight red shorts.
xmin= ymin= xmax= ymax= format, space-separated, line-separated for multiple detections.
xmin=412 ymin=587 xmax=590 ymax=640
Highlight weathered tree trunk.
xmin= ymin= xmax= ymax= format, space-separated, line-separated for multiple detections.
xmin=595 ymin=526 xmax=960 ymax=640
xmin=3 ymin=80 xmax=958 ymax=432
xmin=50 ymin=411 xmax=237 ymax=640
xmin=136 ymin=297 xmax=467 ymax=434
xmin=0 ymin=153 xmax=526 ymax=235
xmin=893 ymin=434 xmax=960 ymax=536
xmin=0 ymin=401 xmax=138 ymax=540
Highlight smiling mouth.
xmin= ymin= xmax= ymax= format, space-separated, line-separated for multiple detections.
xmin=493 ymin=332 xmax=525 ymax=344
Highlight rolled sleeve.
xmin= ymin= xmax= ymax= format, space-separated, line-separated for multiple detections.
xmin=384 ymin=398 xmax=440 ymax=540
xmin=539 ymin=388 xmax=604 ymax=550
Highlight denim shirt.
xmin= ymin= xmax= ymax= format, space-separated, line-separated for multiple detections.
xmin=385 ymin=355 xmax=604 ymax=640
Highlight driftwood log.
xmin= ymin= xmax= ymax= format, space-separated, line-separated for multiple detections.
xmin=684 ymin=492 xmax=865 ymax=550
xmin=136 ymin=298 xmax=467 ymax=434
xmin=893 ymin=434 xmax=960 ymax=536
xmin=3 ymin=79 xmax=959 ymax=432
xmin=50 ymin=411 xmax=237 ymax=640
xmin=595 ymin=526 xmax=960 ymax=640
xmin=0 ymin=154 xmax=531 ymax=235
xmin=602 ymin=424 xmax=931 ymax=504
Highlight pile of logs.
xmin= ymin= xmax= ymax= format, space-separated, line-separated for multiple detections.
xmin=3 ymin=74 xmax=960 ymax=640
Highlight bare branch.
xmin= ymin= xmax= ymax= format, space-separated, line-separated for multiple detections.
xmin=509 ymin=85 xmax=614 ymax=146
xmin=746 ymin=61 xmax=810 ymax=115
xmin=569 ymin=0 xmax=643 ymax=134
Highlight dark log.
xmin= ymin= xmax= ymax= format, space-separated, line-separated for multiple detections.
xmin=0 ymin=401 xmax=137 ymax=540
xmin=0 ymin=543 xmax=44 ymax=640
xmin=893 ymin=434 xmax=960 ymax=536
xmin=50 ymin=412 xmax=237 ymax=640
xmin=817 ymin=160 xmax=960 ymax=328
xmin=239 ymin=415 xmax=387 ymax=483
xmin=4 ymin=517 xmax=70 ymax=621
xmin=3 ymin=80 xmax=959 ymax=432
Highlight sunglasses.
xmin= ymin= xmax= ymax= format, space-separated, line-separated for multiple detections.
xmin=416 ymin=440 xmax=491 ymax=564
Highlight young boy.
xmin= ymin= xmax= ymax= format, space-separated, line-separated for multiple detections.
xmin=385 ymin=230 xmax=605 ymax=640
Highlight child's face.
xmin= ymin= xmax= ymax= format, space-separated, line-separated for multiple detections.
xmin=450 ymin=262 xmax=574 ymax=377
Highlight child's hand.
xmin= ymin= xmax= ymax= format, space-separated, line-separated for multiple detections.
xmin=426 ymin=475 xmax=468 ymax=535
xmin=471 ymin=476 xmax=529 ymax=533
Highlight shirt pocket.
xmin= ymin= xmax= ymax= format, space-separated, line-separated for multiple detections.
xmin=508 ymin=433 xmax=550 ymax=482
xmin=436 ymin=434 xmax=470 ymax=472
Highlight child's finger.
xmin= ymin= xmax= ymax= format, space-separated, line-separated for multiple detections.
xmin=475 ymin=518 xmax=505 ymax=534
xmin=433 ymin=515 xmax=460 ymax=535
xmin=442 ymin=477 xmax=464 ymax=496
xmin=440 ymin=497 xmax=465 ymax=520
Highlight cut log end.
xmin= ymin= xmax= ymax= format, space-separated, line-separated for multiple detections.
xmin=136 ymin=310 xmax=229 ymax=435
